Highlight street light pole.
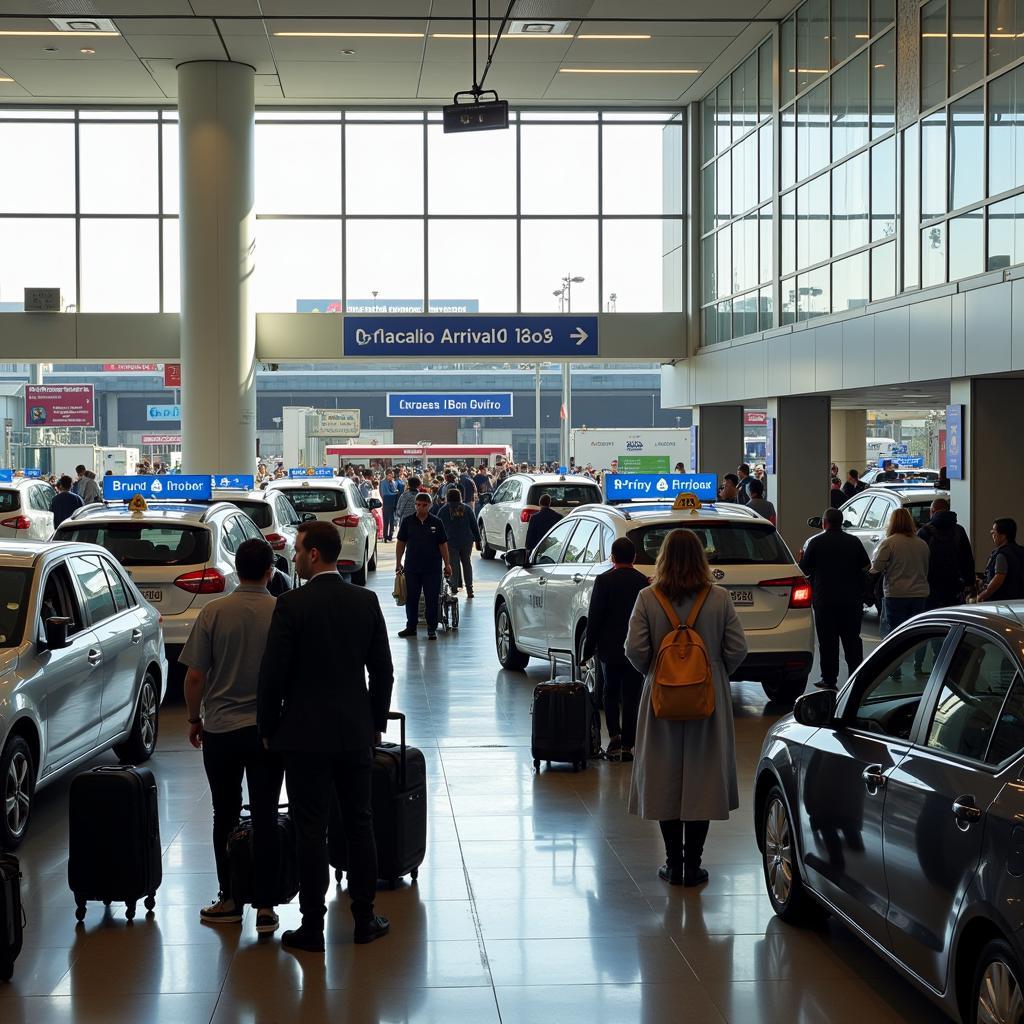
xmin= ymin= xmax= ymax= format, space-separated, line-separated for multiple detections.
xmin=555 ymin=273 xmax=584 ymax=469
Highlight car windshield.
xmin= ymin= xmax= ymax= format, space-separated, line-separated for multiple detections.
xmin=906 ymin=502 xmax=933 ymax=527
xmin=224 ymin=500 xmax=272 ymax=529
xmin=0 ymin=568 xmax=31 ymax=646
xmin=55 ymin=523 xmax=212 ymax=566
xmin=283 ymin=488 xmax=347 ymax=513
xmin=627 ymin=522 xmax=792 ymax=565
xmin=527 ymin=484 xmax=600 ymax=507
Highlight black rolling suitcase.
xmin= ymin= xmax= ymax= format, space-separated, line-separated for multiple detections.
xmin=0 ymin=854 xmax=23 ymax=981
xmin=330 ymin=712 xmax=426 ymax=889
xmin=68 ymin=765 xmax=162 ymax=921
xmin=227 ymin=804 xmax=299 ymax=908
xmin=531 ymin=649 xmax=601 ymax=773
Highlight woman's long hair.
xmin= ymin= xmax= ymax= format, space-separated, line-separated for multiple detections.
xmin=447 ymin=487 xmax=465 ymax=517
xmin=652 ymin=529 xmax=711 ymax=603
xmin=887 ymin=507 xmax=915 ymax=538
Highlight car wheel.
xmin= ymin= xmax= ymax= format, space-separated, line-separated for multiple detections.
xmin=761 ymin=785 xmax=812 ymax=924
xmin=351 ymin=547 xmax=368 ymax=586
xmin=114 ymin=672 xmax=160 ymax=764
xmin=505 ymin=527 xmax=516 ymax=553
xmin=495 ymin=602 xmax=529 ymax=670
xmin=761 ymin=674 xmax=809 ymax=704
xmin=973 ymin=939 xmax=1024 ymax=1024
xmin=480 ymin=523 xmax=496 ymax=560
xmin=0 ymin=735 xmax=34 ymax=849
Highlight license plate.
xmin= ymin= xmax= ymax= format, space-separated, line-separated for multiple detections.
xmin=729 ymin=588 xmax=755 ymax=606
xmin=140 ymin=589 xmax=162 ymax=603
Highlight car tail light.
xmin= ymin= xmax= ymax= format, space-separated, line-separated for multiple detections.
xmin=759 ymin=575 xmax=812 ymax=609
xmin=520 ymin=508 xmax=538 ymax=523
xmin=332 ymin=515 xmax=361 ymax=528
xmin=338 ymin=560 xmax=356 ymax=568
xmin=173 ymin=568 xmax=226 ymax=594
xmin=265 ymin=532 xmax=287 ymax=550
xmin=0 ymin=516 xmax=31 ymax=531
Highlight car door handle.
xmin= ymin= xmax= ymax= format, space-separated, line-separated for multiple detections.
xmin=952 ymin=795 xmax=983 ymax=829
xmin=87 ymin=649 xmax=103 ymax=667
xmin=861 ymin=764 xmax=886 ymax=791
xmin=572 ymin=573 xmax=584 ymax=584
xmin=869 ymin=535 xmax=880 ymax=542
xmin=130 ymin=629 xmax=143 ymax=644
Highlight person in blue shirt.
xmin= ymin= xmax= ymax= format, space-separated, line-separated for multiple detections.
xmin=379 ymin=469 xmax=401 ymax=542
xmin=395 ymin=493 xmax=452 ymax=640
xmin=436 ymin=488 xmax=481 ymax=598
xmin=51 ymin=474 xmax=84 ymax=528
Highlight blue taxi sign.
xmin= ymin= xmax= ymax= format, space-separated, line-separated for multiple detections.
xmin=0 ymin=470 xmax=12 ymax=483
xmin=212 ymin=474 xmax=255 ymax=490
xmin=288 ymin=467 xmax=334 ymax=479
xmin=22 ymin=468 xmax=41 ymax=478
xmin=104 ymin=475 xmax=212 ymax=501
xmin=603 ymin=473 xmax=718 ymax=503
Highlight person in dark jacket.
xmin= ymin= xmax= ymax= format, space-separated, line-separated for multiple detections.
xmin=799 ymin=507 xmax=870 ymax=690
xmin=436 ymin=488 xmax=481 ymax=597
xmin=379 ymin=469 xmax=401 ymax=542
xmin=829 ymin=477 xmax=844 ymax=509
xmin=582 ymin=537 xmax=650 ymax=761
xmin=525 ymin=494 xmax=562 ymax=551
xmin=257 ymin=520 xmax=394 ymax=953
xmin=916 ymin=498 xmax=974 ymax=608
xmin=457 ymin=467 xmax=477 ymax=506
xmin=978 ymin=518 xmax=1024 ymax=602
xmin=842 ymin=469 xmax=867 ymax=499
xmin=51 ymin=474 xmax=83 ymax=528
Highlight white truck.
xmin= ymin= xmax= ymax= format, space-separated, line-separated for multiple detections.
xmin=100 ymin=447 xmax=141 ymax=476
xmin=570 ymin=427 xmax=692 ymax=475
xmin=53 ymin=444 xmax=102 ymax=480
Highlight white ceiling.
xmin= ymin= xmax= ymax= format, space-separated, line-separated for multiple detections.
xmin=0 ymin=1 xmax=792 ymax=106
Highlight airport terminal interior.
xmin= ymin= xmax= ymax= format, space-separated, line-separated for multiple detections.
xmin=1 ymin=0 xmax=1024 ymax=1021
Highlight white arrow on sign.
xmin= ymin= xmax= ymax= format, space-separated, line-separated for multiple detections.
xmin=570 ymin=327 xmax=589 ymax=346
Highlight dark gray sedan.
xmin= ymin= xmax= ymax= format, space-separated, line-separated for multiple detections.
xmin=755 ymin=603 xmax=1024 ymax=1024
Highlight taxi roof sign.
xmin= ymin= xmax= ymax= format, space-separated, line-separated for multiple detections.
xmin=128 ymin=494 xmax=148 ymax=513
xmin=671 ymin=492 xmax=702 ymax=512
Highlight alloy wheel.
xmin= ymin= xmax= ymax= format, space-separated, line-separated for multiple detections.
xmin=5 ymin=750 xmax=30 ymax=838
xmin=497 ymin=609 xmax=511 ymax=662
xmin=978 ymin=960 xmax=1024 ymax=1024
xmin=764 ymin=797 xmax=793 ymax=907
xmin=140 ymin=681 xmax=157 ymax=751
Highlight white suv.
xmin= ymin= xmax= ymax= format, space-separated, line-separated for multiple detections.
xmin=0 ymin=478 xmax=57 ymax=541
xmin=494 ymin=500 xmax=815 ymax=703
xmin=212 ymin=487 xmax=303 ymax=574
xmin=53 ymin=500 xmax=264 ymax=662
xmin=478 ymin=473 xmax=602 ymax=558
xmin=264 ymin=478 xmax=379 ymax=585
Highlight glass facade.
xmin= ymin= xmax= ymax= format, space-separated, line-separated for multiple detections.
xmin=0 ymin=109 xmax=684 ymax=316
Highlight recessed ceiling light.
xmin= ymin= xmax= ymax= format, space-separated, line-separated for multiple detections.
xmin=874 ymin=63 xmax=886 ymax=68
xmin=80 ymin=47 xmax=95 ymax=54
xmin=559 ymin=67 xmax=700 ymax=74
xmin=273 ymin=31 xmax=423 ymax=38
xmin=0 ymin=77 xmax=13 ymax=83
xmin=431 ymin=32 xmax=573 ymax=39
xmin=787 ymin=67 xmax=829 ymax=73
xmin=0 ymin=30 xmax=117 ymax=37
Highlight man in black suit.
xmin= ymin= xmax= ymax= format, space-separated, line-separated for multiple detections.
xmin=525 ymin=493 xmax=562 ymax=551
xmin=581 ymin=537 xmax=650 ymax=761
xmin=257 ymin=520 xmax=394 ymax=953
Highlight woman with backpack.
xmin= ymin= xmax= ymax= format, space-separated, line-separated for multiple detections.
xmin=624 ymin=529 xmax=747 ymax=888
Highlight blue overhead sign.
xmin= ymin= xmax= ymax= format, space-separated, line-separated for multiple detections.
xmin=104 ymin=475 xmax=212 ymax=501
xmin=386 ymin=392 xmax=513 ymax=418
xmin=603 ymin=473 xmax=719 ymax=502
xmin=343 ymin=315 xmax=599 ymax=358
xmin=211 ymin=474 xmax=255 ymax=490
xmin=288 ymin=467 xmax=334 ymax=478
xmin=147 ymin=404 xmax=181 ymax=422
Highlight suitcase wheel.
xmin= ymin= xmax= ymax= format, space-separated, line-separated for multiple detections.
xmin=74 ymin=900 xmax=86 ymax=923
xmin=335 ymin=868 xmax=343 ymax=886
xmin=125 ymin=902 xmax=136 ymax=922
xmin=103 ymin=900 xmax=111 ymax=908
xmin=0 ymin=958 xmax=12 ymax=983
xmin=144 ymin=895 xmax=156 ymax=912
xmin=533 ymin=759 xmax=540 ymax=772
xmin=410 ymin=868 xmax=418 ymax=882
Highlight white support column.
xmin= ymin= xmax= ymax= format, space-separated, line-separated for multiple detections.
xmin=830 ymin=409 xmax=867 ymax=481
xmin=178 ymin=61 xmax=256 ymax=474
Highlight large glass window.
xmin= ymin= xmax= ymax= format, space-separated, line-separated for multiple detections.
xmin=921 ymin=111 xmax=948 ymax=221
xmin=797 ymin=80 xmax=830 ymax=181
xmin=603 ymin=220 xmax=684 ymax=313
xmin=990 ymin=0 xmax=1024 ymax=74
xmin=600 ymin=122 xmax=684 ymax=216
xmin=871 ymin=31 xmax=896 ymax=138
xmin=989 ymin=195 xmax=1024 ymax=270
xmin=255 ymin=219 xmax=342 ymax=314
xmin=832 ymin=51 xmax=870 ymax=161
xmin=0 ymin=218 xmax=77 ymax=310
xmin=798 ymin=173 xmax=831 ymax=268
xmin=989 ymin=66 xmax=1024 ymax=199
xmin=521 ymin=124 xmax=598 ymax=215
xmin=256 ymin=124 xmax=342 ymax=215
xmin=948 ymin=211 xmax=984 ymax=279
xmin=345 ymin=123 xmax=423 ymax=215
xmin=832 ymin=0 xmax=869 ymax=67
xmin=833 ymin=250 xmax=869 ymax=311
xmin=871 ymin=137 xmax=897 ymax=241
xmin=80 ymin=219 xmax=159 ymax=312
xmin=950 ymin=0 xmax=985 ymax=96
xmin=950 ymin=88 xmax=985 ymax=211
xmin=346 ymin=220 xmax=423 ymax=311
xmin=797 ymin=0 xmax=830 ymax=95
xmin=921 ymin=0 xmax=948 ymax=111
xmin=520 ymin=220 xmax=598 ymax=313
xmin=79 ymin=123 xmax=158 ymax=214
xmin=833 ymin=152 xmax=870 ymax=256
xmin=427 ymin=124 xmax=516 ymax=215
xmin=0 ymin=122 xmax=75 ymax=213
xmin=428 ymin=221 xmax=516 ymax=313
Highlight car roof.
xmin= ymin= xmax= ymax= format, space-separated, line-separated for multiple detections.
xmin=212 ymin=488 xmax=271 ymax=502
xmin=0 ymin=540 xmax=106 ymax=568
xmin=0 ymin=478 xmax=46 ymax=489
xmin=59 ymin=500 xmax=234 ymax=525
xmin=508 ymin=474 xmax=600 ymax=486
xmin=266 ymin=478 xmax=346 ymax=490
xmin=903 ymin=602 xmax=1024 ymax=639
xmin=573 ymin=501 xmax=765 ymax=525
xmin=862 ymin=486 xmax=950 ymax=500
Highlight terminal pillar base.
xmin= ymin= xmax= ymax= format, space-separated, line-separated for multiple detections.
xmin=830 ymin=409 xmax=867 ymax=481
xmin=767 ymin=396 xmax=831 ymax=554
xmin=692 ymin=406 xmax=743 ymax=478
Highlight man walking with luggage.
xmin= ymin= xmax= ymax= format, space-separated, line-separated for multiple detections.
xmin=799 ymin=507 xmax=871 ymax=690
xmin=181 ymin=538 xmax=284 ymax=934
xmin=582 ymin=538 xmax=649 ymax=761
xmin=395 ymin=492 xmax=453 ymax=639
xmin=258 ymin=521 xmax=394 ymax=952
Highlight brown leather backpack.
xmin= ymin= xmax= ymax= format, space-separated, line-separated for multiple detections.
xmin=650 ymin=586 xmax=715 ymax=720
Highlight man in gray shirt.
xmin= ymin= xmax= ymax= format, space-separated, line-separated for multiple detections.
xmin=181 ymin=538 xmax=284 ymax=934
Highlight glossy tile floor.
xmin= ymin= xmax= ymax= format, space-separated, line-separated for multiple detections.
xmin=1 ymin=547 xmax=951 ymax=1023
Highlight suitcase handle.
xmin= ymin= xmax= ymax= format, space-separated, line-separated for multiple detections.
xmin=548 ymin=648 xmax=578 ymax=681
xmin=385 ymin=711 xmax=407 ymax=788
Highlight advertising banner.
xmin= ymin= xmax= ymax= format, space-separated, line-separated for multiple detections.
xmin=147 ymin=405 xmax=181 ymax=422
xmin=603 ymin=473 xmax=719 ymax=502
xmin=163 ymin=363 xmax=181 ymax=388
xmin=25 ymin=384 xmax=94 ymax=428
xmin=386 ymin=393 xmax=513 ymax=418
xmin=104 ymin=475 xmax=212 ymax=501
xmin=104 ymin=363 xmax=159 ymax=372
xmin=297 ymin=299 xmax=480 ymax=314
xmin=315 ymin=409 xmax=361 ymax=436
xmin=141 ymin=434 xmax=181 ymax=445
xmin=945 ymin=405 xmax=964 ymax=479
xmin=764 ymin=417 xmax=776 ymax=474
xmin=744 ymin=411 xmax=768 ymax=426
xmin=288 ymin=467 xmax=334 ymax=478
xmin=616 ymin=455 xmax=670 ymax=474
xmin=211 ymin=474 xmax=255 ymax=490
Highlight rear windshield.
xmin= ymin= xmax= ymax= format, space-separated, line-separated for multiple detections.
xmin=906 ymin=502 xmax=933 ymax=528
xmin=0 ymin=568 xmax=31 ymax=646
xmin=627 ymin=522 xmax=792 ymax=566
xmin=55 ymin=523 xmax=212 ymax=566
xmin=0 ymin=491 xmax=20 ymax=513
xmin=224 ymin=500 xmax=273 ymax=529
xmin=527 ymin=484 xmax=600 ymax=508
xmin=282 ymin=488 xmax=347 ymax=513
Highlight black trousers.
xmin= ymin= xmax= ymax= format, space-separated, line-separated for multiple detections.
xmin=201 ymin=725 xmax=284 ymax=908
xmin=601 ymin=658 xmax=643 ymax=747
xmin=383 ymin=503 xmax=397 ymax=541
xmin=813 ymin=602 xmax=864 ymax=686
xmin=449 ymin=543 xmax=474 ymax=591
xmin=284 ymin=748 xmax=377 ymax=927
xmin=406 ymin=567 xmax=441 ymax=631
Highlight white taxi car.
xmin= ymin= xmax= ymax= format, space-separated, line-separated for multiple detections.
xmin=265 ymin=477 xmax=379 ymax=585
xmin=478 ymin=473 xmax=602 ymax=558
xmin=53 ymin=499 xmax=264 ymax=662
xmin=494 ymin=497 xmax=815 ymax=703
xmin=0 ymin=478 xmax=58 ymax=541
xmin=212 ymin=487 xmax=303 ymax=573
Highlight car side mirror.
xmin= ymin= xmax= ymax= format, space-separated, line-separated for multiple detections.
xmin=43 ymin=616 xmax=71 ymax=651
xmin=368 ymin=498 xmax=383 ymax=510
xmin=300 ymin=512 xmax=317 ymax=522
xmin=504 ymin=548 xmax=529 ymax=567
xmin=806 ymin=516 xmax=822 ymax=528
xmin=793 ymin=688 xmax=836 ymax=727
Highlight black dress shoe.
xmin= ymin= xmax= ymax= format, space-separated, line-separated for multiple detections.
xmin=354 ymin=915 xmax=391 ymax=944
xmin=398 ymin=627 xmax=417 ymax=638
xmin=281 ymin=925 xmax=325 ymax=953
xmin=658 ymin=864 xmax=684 ymax=886
xmin=683 ymin=868 xmax=709 ymax=887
